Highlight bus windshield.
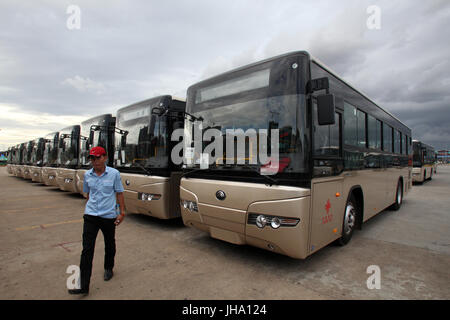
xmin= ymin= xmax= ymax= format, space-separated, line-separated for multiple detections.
xmin=31 ymin=138 xmax=44 ymax=166
xmin=79 ymin=115 xmax=111 ymax=167
xmin=43 ymin=132 xmax=59 ymax=166
xmin=185 ymin=55 xmax=309 ymax=178
xmin=25 ymin=141 xmax=34 ymax=165
xmin=413 ymin=142 xmax=422 ymax=167
xmin=59 ymin=126 xmax=80 ymax=167
xmin=186 ymin=94 xmax=307 ymax=174
xmin=115 ymin=97 xmax=169 ymax=170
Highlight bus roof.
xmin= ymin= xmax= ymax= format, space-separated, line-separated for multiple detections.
xmin=189 ymin=50 xmax=410 ymax=132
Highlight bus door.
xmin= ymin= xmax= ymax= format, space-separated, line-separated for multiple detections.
xmin=309 ymin=103 xmax=344 ymax=253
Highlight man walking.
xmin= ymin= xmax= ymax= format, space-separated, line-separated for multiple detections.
xmin=68 ymin=146 xmax=125 ymax=295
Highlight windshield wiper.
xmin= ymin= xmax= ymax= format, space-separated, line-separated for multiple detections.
xmin=181 ymin=164 xmax=278 ymax=186
xmin=240 ymin=165 xmax=278 ymax=186
xmin=132 ymin=162 xmax=152 ymax=176
xmin=180 ymin=167 xmax=211 ymax=179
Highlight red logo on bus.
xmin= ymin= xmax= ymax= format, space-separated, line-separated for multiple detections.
xmin=322 ymin=199 xmax=333 ymax=224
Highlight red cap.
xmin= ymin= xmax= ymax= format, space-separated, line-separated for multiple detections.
xmin=89 ymin=146 xmax=106 ymax=157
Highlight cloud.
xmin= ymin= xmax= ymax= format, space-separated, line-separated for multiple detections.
xmin=61 ymin=75 xmax=106 ymax=94
xmin=0 ymin=103 xmax=89 ymax=150
xmin=0 ymin=0 xmax=449 ymax=151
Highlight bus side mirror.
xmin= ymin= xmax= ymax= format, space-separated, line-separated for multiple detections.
xmin=88 ymin=131 xmax=94 ymax=146
xmin=121 ymin=135 xmax=127 ymax=147
xmin=317 ymin=94 xmax=336 ymax=126
xmin=58 ymin=136 xmax=64 ymax=149
xmin=151 ymin=107 xmax=166 ymax=117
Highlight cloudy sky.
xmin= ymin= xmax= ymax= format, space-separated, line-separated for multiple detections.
xmin=1 ymin=0 xmax=449 ymax=151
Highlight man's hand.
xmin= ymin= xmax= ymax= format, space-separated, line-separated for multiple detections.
xmin=115 ymin=214 xmax=125 ymax=226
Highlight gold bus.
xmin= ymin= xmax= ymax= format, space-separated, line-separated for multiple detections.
xmin=11 ymin=144 xmax=22 ymax=177
xmin=56 ymin=125 xmax=81 ymax=192
xmin=29 ymin=137 xmax=45 ymax=183
xmin=22 ymin=140 xmax=35 ymax=180
xmin=76 ymin=114 xmax=116 ymax=198
xmin=41 ymin=132 xmax=60 ymax=186
xmin=6 ymin=146 xmax=15 ymax=175
xmin=412 ymin=140 xmax=435 ymax=184
xmin=180 ymin=51 xmax=412 ymax=259
xmin=14 ymin=142 xmax=27 ymax=178
xmin=114 ymin=95 xmax=186 ymax=219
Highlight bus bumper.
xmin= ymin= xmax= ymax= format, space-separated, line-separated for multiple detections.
xmin=120 ymin=173 xmax=181 ymax=219
xmin=30 ymin=167 xmax=43 ymax=183
xmin=180 ymin=178 xmax=311 ymax=259
xmin=56 ymin=168 xmax=78 ymax=192
xmin=42 ymin=167 xmax=59 ymax=186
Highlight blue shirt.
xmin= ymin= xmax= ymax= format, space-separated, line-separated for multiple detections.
xmin=83 ymin=166 xmax=124 ymax=218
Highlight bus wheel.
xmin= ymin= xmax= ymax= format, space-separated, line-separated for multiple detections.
xmin=338 ymin=196 xmax=357 ymax=246
xmin=391 ymin=180 xmax=403 ymax=211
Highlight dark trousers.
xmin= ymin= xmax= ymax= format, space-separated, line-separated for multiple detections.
xmin=80 ymin=214 xmax=116 ymax=289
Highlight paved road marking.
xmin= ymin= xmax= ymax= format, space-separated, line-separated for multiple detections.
xmin=0 ymin=205 xmax=66 ymax=214
xmin=15 ymin=219 xmax=83 ymax=231
xmin=53 ymin=240 xmax=82 ymax=252
xmin=1 ymin=194 xmax=73 ymax=203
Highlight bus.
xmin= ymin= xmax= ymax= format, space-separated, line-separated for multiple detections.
xmin=6 ymin=147 xmax=14 ymax=173
xmin=179 ymin=51 xmax=412 ymax=259
xmin=42 ymin=132 xmax=60 ymax=186
xmin=114 ymin=95 xmax=186 ymax=219
xmin=412 ymin=140 xmax=435 ymax=184
xmin=29 ymin=137 xmax=45 ymax=183
xmin=56 ymin=125 xmax=81 ymax=192
xmin=76 ymin=114 xmax=116 ymax=198
xmin=22 ymin=140 xmax=34 ymax=180
xmin=11 ymin=144 xmax=23 ymax=177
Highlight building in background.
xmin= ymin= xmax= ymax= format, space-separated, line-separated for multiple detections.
xmin=437 ymin=150 xmax=450 ymax=164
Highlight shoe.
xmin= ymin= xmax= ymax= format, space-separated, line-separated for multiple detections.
xmin=68 ymin=288 xmax=89 ymax=295
xmin=104 ymin=269 xmax=113 ymax=281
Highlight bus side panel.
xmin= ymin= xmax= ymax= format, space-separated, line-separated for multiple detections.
xmin=360 ymin=168 xmax=387 ymax=221
xmin=246 ymin=197 xmax=311 ymax=259
xmin=309 ymin=177 xmax=344 ymax=254
xmin=119 ymin=173 xmax=173 ymax=219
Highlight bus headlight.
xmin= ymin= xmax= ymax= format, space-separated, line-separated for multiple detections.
xmin=270 ymin=217 xmax=281 ymax=229
xmin=181 ymin=199 xmax=198 ymax=212
xmin=256 ymin=215 xmax=268 ymax=228
xmin=138 ymin=193 xmax=161 ymax=201
xmin=249 ymin=213 xmax=300 ymax=229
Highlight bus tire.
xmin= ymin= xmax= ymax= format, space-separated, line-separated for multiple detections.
xmin=390 ymin=180 xmax=403 ymax=211
xmin=338 ymin=195 xmax=358 ymax=246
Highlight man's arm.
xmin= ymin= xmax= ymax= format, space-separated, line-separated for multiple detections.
xmin=115 ymin=192 xmax=126 ymax=226
xmin=117 ymin=192 xmax=125 ymax=215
